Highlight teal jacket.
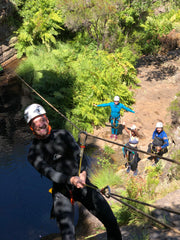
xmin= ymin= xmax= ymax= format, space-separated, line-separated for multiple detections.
xmin=97 ymin=102 xmax=135 ymax=119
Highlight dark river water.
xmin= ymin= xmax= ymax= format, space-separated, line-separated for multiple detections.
xmin=0 ymin=63 xmax=59 ymax=240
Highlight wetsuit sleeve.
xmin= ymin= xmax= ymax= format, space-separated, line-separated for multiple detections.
xmin=161 ymin=132 xmax=169 ymax=149
xmin=28 ymin=145 xmax=70 ymax=184
xmin=121 ymin=104 xmax=135 ymax=113
xmin=97 ymin=103 xmax=111 ymax=107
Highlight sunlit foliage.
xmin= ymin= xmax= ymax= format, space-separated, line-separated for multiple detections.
xmin=15 ymin=0 xmax=64 ymax=57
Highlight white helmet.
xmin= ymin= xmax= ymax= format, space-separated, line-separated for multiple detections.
xmin=114 ymin=96 xmax=120 ymax=102
xmin=156 ymin=122 xmax=163 ymax=128
xmin=131 ymin=124 xmax=137 ymax=130
xmin=24 ymin=103 xmax=46 ymax=124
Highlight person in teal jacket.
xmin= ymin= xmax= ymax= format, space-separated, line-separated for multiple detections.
xmin=94 ymin=96 xmax=135 ymax=140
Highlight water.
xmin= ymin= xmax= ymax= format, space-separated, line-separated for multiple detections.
xmin=0 ymin=67 xmax=59 ymax=240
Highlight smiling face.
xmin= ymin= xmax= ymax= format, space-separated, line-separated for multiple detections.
xmin=131 ymin=130 xmax=136 ymax=136
xmin=30 ymin=114 xmax=50 ymax=138
xmin=156 ymin=127 xmax=163 ymax=133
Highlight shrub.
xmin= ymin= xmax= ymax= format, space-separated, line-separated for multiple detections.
xmin=113 ymin=177 xmax=149 ymax=226
xmin=145 ymin=164 xmax=162 ymax=197
xmin=89 ymin=157 xmax=121 ymax=189
xmin=15 ymin=0 xmax=64 ymax=57
xmin=17 ymin=42 xmax=137 ymax=135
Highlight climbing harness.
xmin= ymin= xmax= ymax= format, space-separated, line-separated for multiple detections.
xmin=109 ymin=116 xmax=120 ymax=129
xmin=69 ymin=190 xmax=75 ymax=205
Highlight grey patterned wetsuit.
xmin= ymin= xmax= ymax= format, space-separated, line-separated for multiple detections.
xmin=28 ymin=129 xmax=122 ymax=240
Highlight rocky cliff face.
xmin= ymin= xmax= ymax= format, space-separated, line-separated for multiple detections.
xmin=0 ymin=0 xmax=18 ymax=64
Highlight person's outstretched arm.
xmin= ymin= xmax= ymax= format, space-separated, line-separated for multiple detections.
xmin=121 ymin=104 xmax=135 ymax=113
xmin=93 ymin=102 xmax=111 ymax=107
xmin=122 ymin=122 xmax=130 ymax=136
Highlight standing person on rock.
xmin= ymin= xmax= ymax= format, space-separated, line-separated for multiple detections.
xmin=93 ymin=96 xmax=135 ymax=140
xmin=24 ymin=103 xmax=122 ymax=240
xmin=147 ymin=122 xmax=169 ymax=165
xmin=122 ymin=123 xmax=140 ymax=176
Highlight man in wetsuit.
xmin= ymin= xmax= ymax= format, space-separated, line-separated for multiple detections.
xmin=24 ymin=103 xmax=122 ymax=240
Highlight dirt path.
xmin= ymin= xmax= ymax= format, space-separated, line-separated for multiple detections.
xmin=123 ymin=50 xmax=180 ymax=151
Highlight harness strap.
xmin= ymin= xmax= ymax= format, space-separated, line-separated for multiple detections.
xmin=69 ymin=190 xmax=74 ymax=205
xmin=109 ymin=115 xmax=120 ymax=129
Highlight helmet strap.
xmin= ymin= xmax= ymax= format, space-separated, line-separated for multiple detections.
xmin=29 ymin=124 xmax=52 ymax=138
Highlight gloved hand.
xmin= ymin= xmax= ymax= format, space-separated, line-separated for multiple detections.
xmin=93 ymin=104 xmax=97 ymax=107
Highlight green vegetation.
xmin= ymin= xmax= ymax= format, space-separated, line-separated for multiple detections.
xmin=145 ymin=164 xmax=162 ymax=197
xmin=11 ymin=0 xmax=180 ymax=233
xmin=89 ymin=159 xmax=164 ymax=227
xmin=17 ymin=42 xmax=138 ymax=134
xmin=15 ymin=0 xmax=64 ymax=57
xmin=167 ymin=92 xmax=180 ymax=180
xmin=14 ymin=0 xmax=180 ymax=56
xmin=104 ymin=145 xmax=115 ymax=155
xmin=169 ymin=149 xmax=180 ymax=180
xmin=169 ymin=92 xmax=180 ymax=119
xmin=112 ymin=177 xmax=150 ymax=226
xmin=13 ymin=0 xmax=180 ymax=136
xmin=0 ymin=64 xmax=3 ymax=72
xmin=90 ymin=157 xmax=121 ymax=188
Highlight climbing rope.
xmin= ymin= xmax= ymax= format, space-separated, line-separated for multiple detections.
xmin=99 ymin=186 xmax=180 ymax=234
xmin=85 ymin=132 xmax=180 ymax=165
xmin=111 ymin=195 xmax=180 ymax=234
xmin=110 ymin=192 xmax=180 ymax=215
xmin=78 ymin=131 xmax=87 ymax=176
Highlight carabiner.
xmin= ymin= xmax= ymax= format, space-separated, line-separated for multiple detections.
xmin=100 ymin=185 xmax=111 ymax=198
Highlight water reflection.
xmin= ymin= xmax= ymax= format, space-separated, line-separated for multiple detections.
xmin=0 ymin=71 xmax=58 ymax=240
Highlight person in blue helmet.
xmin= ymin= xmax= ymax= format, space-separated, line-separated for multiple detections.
xmin=93 ymin=96 xmax=135 ymax=140
xmin=147 ymin=122 xmax=169 ymax=165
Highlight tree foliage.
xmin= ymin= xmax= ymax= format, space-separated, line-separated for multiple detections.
xmin=14 ymin=0 xmax=180 ymax=136
xmin=15 ymin=0 xmax=64 ymax=57
xmin=57 ymin=0 xmax=179 ymax=54
xmin=58 ymin=0 xmax=122 ymax=50
xmin=137 ymin=9 xmax=180 ymax=53
xmin=17 ymin=42 xmax=137 ymax=134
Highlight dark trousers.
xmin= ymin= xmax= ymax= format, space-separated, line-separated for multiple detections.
xmin=123 ymin=143 xmax=139 ymax=171
xmin=147 ymin=143 xmax=168 ymax=163
xmin=52 ymin=180 xmax=122 ymax=240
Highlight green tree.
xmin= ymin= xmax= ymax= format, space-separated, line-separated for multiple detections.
xmin=15 ymin=0 xmax=64 ymax=57
xmin=58 ymin=0 xmax=123 ymax=51
xmin=17 ymin=42 xmax=137 ymax=134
